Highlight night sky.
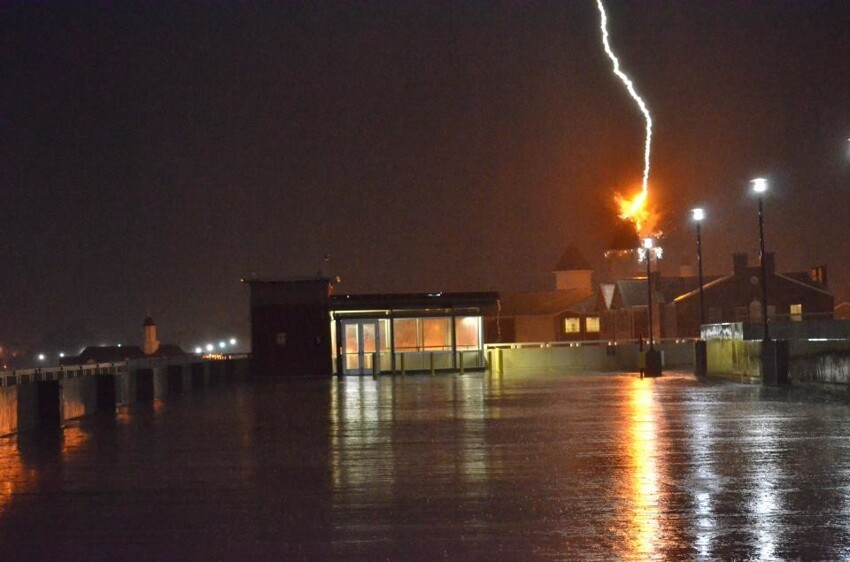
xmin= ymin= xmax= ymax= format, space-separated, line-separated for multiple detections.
xmin=2 ymin=1 xmax=849 ymax=357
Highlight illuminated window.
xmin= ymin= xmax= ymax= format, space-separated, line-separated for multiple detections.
xmin=585 ymin=316 xmax=600 ymax=333
xmin=393 ymin=318 xmax=419 ymax=351
xmin=455 ymin=317 xmax=481 ymax=349
xmin=790 ymin=304 xmax=802 ymax=322
xmin=564 ymin=317 xmax=581 ymax=334
xmin=422 ymin=317 xmax=450 ymax=351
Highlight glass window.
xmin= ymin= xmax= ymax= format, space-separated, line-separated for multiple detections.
xmin=585 ymin=316 xmax=600 ymax=333
xmin=379 ymin=319 xmax=390 ymax=350
xmin=564 ymin=317 xmax=581 ymax=333
xmin=423 ymin=317 xmax=450 ymax=350
xmin=790 ymin=304 xmax=802 ymax=322
xmin=455 ymin=317 xmax=481 ymax=349
xmin=393 ymin=318 xmax=419 ymax=351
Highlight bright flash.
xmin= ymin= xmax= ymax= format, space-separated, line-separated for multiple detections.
xmin=596 ymin=0 xmax=653 ymax=196
xmin=597 ymin=0 xmax=658 ymax=236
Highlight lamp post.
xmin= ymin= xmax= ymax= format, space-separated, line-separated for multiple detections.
xmin=642 ymin=237 xmax=656 ymax=350
xmin=639 ymin=237 xmax=663 ymax=377
xmin=691 ymin=208 xmax=708 ymax=377
xmin=752 ymin=178 xmax=769 ymax=342
xmin=691 ymin=208 xmax=706 ymax=329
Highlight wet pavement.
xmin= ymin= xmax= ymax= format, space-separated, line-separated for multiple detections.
xmin=3 ymin=372 xmax=850 ymax=560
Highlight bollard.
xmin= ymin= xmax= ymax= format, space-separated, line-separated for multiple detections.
xmin=372 ymin=352 xmax=378 ymax=379
xmin=487 ymin=350 xmax=493 ymax=374
xmin=459 ymin=351 xmax=464 ymax=375
xmin=498 ymin=349 xmax=503 ymax=375
xmin=429 ymin=352 xmax=434 ymax=376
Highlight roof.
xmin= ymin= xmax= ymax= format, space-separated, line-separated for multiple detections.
xmin=498 ymin=288 xmax=595 ymax=316
xmin=775 ymin=273 xmax=833 ymax=296
xmin=60 ymin=345 xmax=146 ymax=366
xmin=554 ymin=246 xmax=591 ymax=271
xmin=151 ymin=344 xmax=186 ymax=357
xmin=331 ymin=292 xmax=499 ymax=312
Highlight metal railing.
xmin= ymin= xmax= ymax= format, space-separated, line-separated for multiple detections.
xmin=484 ymin=337 xmax=698 ymax=350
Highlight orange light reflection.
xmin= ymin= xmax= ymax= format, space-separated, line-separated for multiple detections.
xmin=626 ymin=377 xmax=661 ymax=557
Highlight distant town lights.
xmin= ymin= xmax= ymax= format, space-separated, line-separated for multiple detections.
xmin=206 ymin=344 xmax=214 ymax=352
xmin=218 ymin=341 xmax=226 ymax=349
xmin=195 ymin=347 xmax=203 ymax=354
xmin=37 ymin=354 xmax=45 ymax=361
xmin=229 ymin=338 xmax=237 ymax=345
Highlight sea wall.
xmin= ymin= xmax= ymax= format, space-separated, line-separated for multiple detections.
xmin=0 ymin=357 xmax=250 ymax=437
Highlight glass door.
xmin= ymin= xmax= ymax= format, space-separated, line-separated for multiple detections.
xmin=341 ymin=320 xmax=380 ymax=375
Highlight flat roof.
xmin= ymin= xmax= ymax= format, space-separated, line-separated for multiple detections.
xmin=330 ymin=292 xmax=499 ymax=312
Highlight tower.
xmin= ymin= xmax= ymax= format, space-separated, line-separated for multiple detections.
xmin=143 ymin=314 xmax=160 ymax=355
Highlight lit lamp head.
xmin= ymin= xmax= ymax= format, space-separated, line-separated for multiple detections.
xmin=751 ymin=177 xmax=768 ymax=195
xmin=691 ymin=207 xmax=705 ymax=222
xmin=638 ymin=237 xmax=662 ymax=262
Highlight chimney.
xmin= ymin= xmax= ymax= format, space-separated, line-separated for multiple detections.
xmin=764 ymin=252 xmax=775 ymax=275
xmin=810 ymin=265 xmax=829 ymax=287
xmin=732 ymin=253 xmax=748 ymax=276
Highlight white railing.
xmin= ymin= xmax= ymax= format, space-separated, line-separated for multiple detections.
xmin=484 ymin=337 xmax=698 ymax=350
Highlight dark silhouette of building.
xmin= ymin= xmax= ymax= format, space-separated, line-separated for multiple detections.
xmin=598 ymin=252 xmax=834 ymax=340
xmin=489 ymin=246 xmax=597 ymax=343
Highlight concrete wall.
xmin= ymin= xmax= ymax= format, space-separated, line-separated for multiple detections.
xmin=0 ymin=357 xmax=251 ymax=437
xmin=705 ymin=338 xmax=850 ymax=385
xmin=705 ymin=339 xmax=762 ymax=383
xmin=787 ymin=340 xmax=850 ymax=385
xmin=487 ymin=342 xmax=694 ymax=374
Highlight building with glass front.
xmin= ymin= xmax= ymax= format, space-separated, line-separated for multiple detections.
xmin=245 ymin=278 xmax=497 ymax=377
xmin=330 ymin=292 xmax=498 ymax=375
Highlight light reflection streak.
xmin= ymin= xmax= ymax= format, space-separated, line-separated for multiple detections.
xmin=626 ymin=378 xmax=661 ymax=557
xmin=749 ymin=417 xmax=781 ymax=560
xmin=687 ymin=409 xmax=718 ymax=557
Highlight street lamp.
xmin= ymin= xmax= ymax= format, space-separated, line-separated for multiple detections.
xmin=638 ymin=237 xmax=663 ymax=377
xmin=638 ymin=237 xmax=663 ymax=349
xmin=691 ymin=208 xmax=706 ymax=329
xmin=751 ymin=178 xmax=770 ymax=341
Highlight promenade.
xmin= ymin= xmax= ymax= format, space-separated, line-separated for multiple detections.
xmin=2 ymin=371 xmax=850 ymax=559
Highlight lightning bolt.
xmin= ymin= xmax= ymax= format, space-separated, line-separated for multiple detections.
xmin=596 ymin=0 xmax=653 ymax=197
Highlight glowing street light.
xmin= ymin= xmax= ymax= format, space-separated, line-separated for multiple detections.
xmin=37 ymin=353 xmax=45 ymax=361
xmin=751 ymin=178 xmax=770 ymax=341
xmin=194 ymin=347 xmax=203 ymax=354
xmin=218 ymin=341 xmax=226 ymax=349
xmin=637 ymin=237 xmax=664 ymax=377
xmin=206 ymin=344 xmax=214 ymax=352
xmin=691 ymin=208 xmax=706 ymax=328
xmin=229 ymin=338 xmax=237 ymax=346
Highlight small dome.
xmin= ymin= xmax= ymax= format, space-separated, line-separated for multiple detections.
xmin=142 ymin=315 xmax=156 ymax=327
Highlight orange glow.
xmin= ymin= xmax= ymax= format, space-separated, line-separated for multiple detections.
xmin=625 ymin=377 xmax=661 ymax=557
xmin=614 ymin=187 xmax=658 ymax=237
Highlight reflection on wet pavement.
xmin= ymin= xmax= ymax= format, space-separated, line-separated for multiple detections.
xmin=2 ymin=372 xmax=850 ymax=559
